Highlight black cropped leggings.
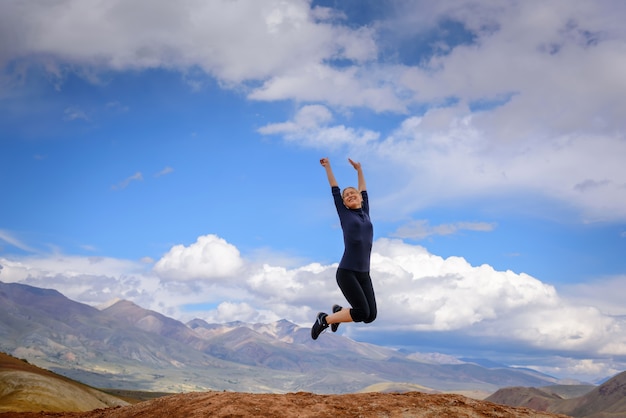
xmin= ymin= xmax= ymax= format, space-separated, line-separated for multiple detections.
xmin=336 ymin=268 xmax=377 ymax=323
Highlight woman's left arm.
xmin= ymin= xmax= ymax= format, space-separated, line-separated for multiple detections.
xmin=348 ymin=158 xmax=366 ymax=192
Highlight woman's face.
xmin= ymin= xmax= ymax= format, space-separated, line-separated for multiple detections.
xmin=342 ymin=187 xmax=362 ymax=209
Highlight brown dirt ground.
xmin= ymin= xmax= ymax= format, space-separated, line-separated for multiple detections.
xmin=0 ymin=391 xmax=571 ymax=418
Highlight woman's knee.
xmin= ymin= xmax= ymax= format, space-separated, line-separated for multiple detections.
xmin=350 ymin=305 xmax=370 ymax=323
xmin=363 ymin=311 xmax=377 ymax=324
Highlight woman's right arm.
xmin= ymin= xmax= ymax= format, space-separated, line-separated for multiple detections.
xmin=320 ymin=158 xmax=338 ymax=187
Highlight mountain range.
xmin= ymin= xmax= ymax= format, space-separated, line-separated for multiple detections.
xmin=0 ymin=281 xmax=594 ymax=396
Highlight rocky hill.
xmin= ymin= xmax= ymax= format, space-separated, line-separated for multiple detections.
xmin=0 ymin=390 xmax=570 ymax=418
xmin=0 ymin=352 xmax=127 ymax=413
xmin=486 ymin=370 xmax=626 ymax=417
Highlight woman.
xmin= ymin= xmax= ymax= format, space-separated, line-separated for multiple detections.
xmin=311 ymin=157 xmax=377 ymax=340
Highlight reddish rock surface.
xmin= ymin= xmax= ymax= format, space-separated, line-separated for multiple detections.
xmin=0 ymin=391 xmax=570 ymax=418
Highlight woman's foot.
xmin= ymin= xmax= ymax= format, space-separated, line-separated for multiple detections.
xmin=331 ymin=305 xmax=342 ymax=332
xmin=311 ymin=312 xmax=329 ymax=340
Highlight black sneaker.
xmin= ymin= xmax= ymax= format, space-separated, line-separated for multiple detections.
xmin=311 ymin=312 xmax=329 ymax=340
xmin=331 ymin=305 xmax=342 ymax=332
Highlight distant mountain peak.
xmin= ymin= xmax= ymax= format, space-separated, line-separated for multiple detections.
xmin=97 ymin=298 xmax=123 ymax=310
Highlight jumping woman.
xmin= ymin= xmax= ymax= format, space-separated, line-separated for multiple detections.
xmin=311 ymin=157 xmax=377 ymax=340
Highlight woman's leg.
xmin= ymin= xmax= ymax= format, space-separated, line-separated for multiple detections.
xmin=330 ymin=268 xmax=371 ymax=323
xmin=325 ymin=307 xmax=352 ymax=325
xmin=358 ymin=272 xmax=377 ymax=323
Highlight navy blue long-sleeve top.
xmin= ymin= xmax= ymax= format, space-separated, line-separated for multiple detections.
xmin=332 ymin=186 xmax=373 ymax=272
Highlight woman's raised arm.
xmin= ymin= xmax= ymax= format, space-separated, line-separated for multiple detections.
xmin=348 ymin=158 xmax=366 ymax=192
xmin=320 ymin=158 xmax=339 ymax=188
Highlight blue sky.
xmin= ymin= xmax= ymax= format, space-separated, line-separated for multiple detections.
xmin=1 ymin=0 xmax=626 ymax=383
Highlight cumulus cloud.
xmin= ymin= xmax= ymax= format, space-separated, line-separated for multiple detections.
xmin=249 ymin=64 xmax=407 ymax=111
xmin=559 ymin=275 xmax=626 ymax=316
xmin=258 ymin=105 xmax=333 ymax=137
xmin=258 ymin=104 xmax=379 ymax=148
xmin=369 ymin=238 xmax=559 ymax=330
xmin=0 ymin=0 xmax=376 ymax=88
xmin=153 ymin=234 xmax=244 ymax=281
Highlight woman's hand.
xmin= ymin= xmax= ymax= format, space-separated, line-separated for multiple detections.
xmin=320 ymin=157 xmax=331 ymax=168
xmin=348 ymin=158 xmax=361 ymax=171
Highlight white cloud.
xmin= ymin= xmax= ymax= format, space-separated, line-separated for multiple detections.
xmin=4 ymin=1 xmax=625 ymax=221
xmin=391 ymin=2 xmax=626 ymax=221
xmin=0 ymin=254 xmax=141 ymax=280
xmin=153 ymin=234 xmax=244 ymax=281
xmin=258 ymin=104 xmax=379 ymax=149
xmin=0 ymin=254 xmax=156 ymax=308
xmin=392 ymin=219 xmax=496 ymax=240
xmin=245 ymin=262 xmax=335 ymax=311
xmin=111 ymin=172 xmax=143 ymax=190
xmin=154 ymin=166 xmax=174 ymax=177
xmin=258 ymin=105 xmax=333 ymax=135
xmin=559 ymin=275 xmax=626 ymax=316
xmin=4 ymin=0 xmax=626 ymax=129
xmin=249 ymin=64 xmax=406 ymax=112
xmin=0 ymin=230 xmax=38 ymax=253
xmin=264 ymin=101 xmax=626 ymax=222
xmin=63 ymin=107 xmax=89 ymax=121
xmin=251 ymin=1 xmax=625 ymax=223
xmin=528 ymin=357 xmax=624 ymax=385
xmin=372 ymin=110 xmax=626 ymax=221
xmin=105 ymin=101 xmax=129 ymax=112
xmin=0 ymin=0 xmax=394 ymax=111
xmin=370 ymin=238 xmax=560 ymax=329
xmin=0 ymin=0 xmax=376 ymax=85
xmin=202 ymin=301 xmax=281 ymax=324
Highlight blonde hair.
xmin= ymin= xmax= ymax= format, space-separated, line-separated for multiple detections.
xmin=341 ymin=187 xmax=359 ymax=198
